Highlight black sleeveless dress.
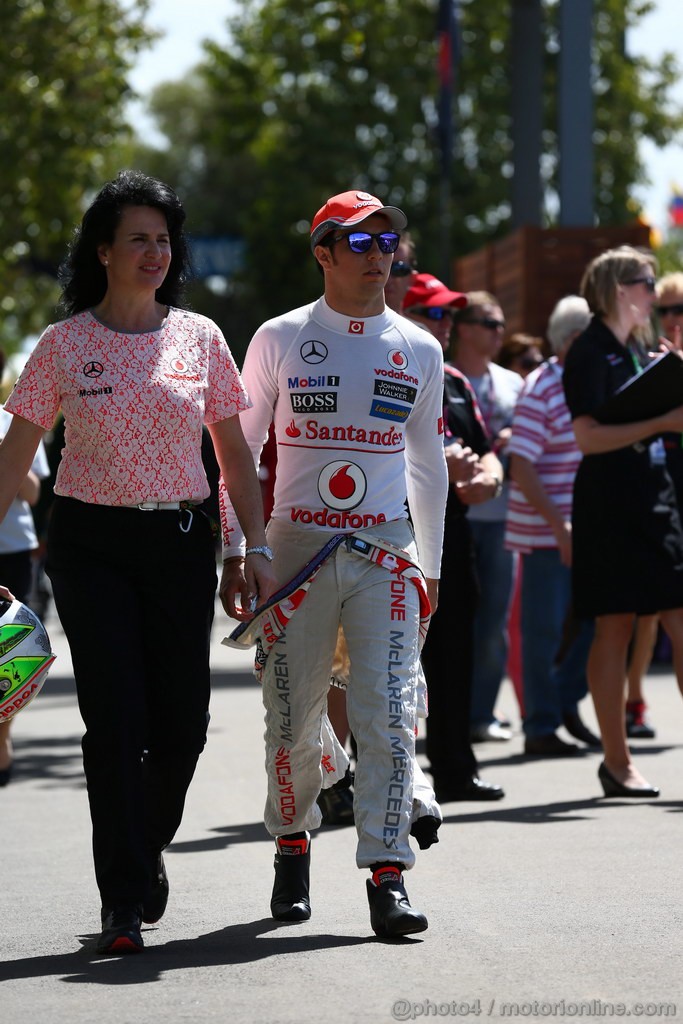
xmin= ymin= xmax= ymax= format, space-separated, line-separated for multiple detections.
xmin=563 ymin=317 xmax=683 ymax=617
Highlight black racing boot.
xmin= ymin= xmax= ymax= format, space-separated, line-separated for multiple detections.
xmin=366 ymin=863 xmax=428 ymax=938
xmin=270 ymin=832 xmax=311 ymax=922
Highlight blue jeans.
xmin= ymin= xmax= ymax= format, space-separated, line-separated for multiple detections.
xmin=520 ymin=547 xmax=593 ymax=738
xmin=469 ymin=519 xmax=517 ymax=728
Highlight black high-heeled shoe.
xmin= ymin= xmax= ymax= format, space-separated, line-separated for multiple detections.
xmin=598 ymin=761 xmax=659 ymax=798
xmin=0 ymin=762 xmax=13 ymax=787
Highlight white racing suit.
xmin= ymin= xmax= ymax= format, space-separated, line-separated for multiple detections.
xmin=329 ymin=634 xmax=441 ymax=825
xmin=220 ymin=297 xmax=448 ymax=870
xmin=228 ymin=519 xmax=427 ymax=868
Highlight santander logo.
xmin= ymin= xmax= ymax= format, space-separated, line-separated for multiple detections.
xmin=285 ymin=420 xmax=301 ymax=438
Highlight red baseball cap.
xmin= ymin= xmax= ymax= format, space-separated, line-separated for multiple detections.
xmin=402 ymin=273 xmax=468 ymax=311
xmin=310 ymin=190 xmax=407 ymax=250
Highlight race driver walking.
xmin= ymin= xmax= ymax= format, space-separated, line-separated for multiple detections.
xmin=220 ymin=190 xmax=448 ymax=937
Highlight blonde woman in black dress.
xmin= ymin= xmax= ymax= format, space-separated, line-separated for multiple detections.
xmin=563 ymin=246 xmax=683 ymax=798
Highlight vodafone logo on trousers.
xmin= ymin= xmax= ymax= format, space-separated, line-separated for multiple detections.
xmin=317 ymin=461 xmax=367 ymax=510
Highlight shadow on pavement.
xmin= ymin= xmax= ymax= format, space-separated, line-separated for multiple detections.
xmin=10 ymin=734 xmax=85 ymax=788
xmin=0 ymin=918 xmax=372 ymax=986
xmin=441 ymin=796 xmax=683 ymax=825
xmin=169 ymin=820 xmax=271 ymax=852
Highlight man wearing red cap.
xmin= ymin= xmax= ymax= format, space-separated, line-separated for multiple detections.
xmin=403 ymin=272 xmax=469 ymax=352
xmin=219 ymin=190 xmax=448 ymax=937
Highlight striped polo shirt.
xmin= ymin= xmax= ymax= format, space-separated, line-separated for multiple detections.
xmin=505 ymin=358 xmax=582 ymax=552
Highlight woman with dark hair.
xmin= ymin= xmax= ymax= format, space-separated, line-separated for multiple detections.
xmin=0 ymin=170 xmax=276 ymax=954
xmin=563 ymin=245 xmax=683 ymax=798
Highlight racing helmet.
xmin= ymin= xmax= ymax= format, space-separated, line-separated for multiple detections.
xmin=0 ymin=597 xmax=56 ymax=723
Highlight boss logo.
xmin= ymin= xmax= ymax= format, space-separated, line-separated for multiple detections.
xmin=290 ymin=392 xmax=338 ymax=413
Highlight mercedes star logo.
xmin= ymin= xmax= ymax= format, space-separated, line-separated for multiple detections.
xmin=300 ymin=340 xmax=328 ymax=365
xmin=83 ymin=361 xmax=104 ymax=378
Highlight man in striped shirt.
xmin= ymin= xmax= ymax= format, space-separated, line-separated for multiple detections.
xmin=505 ymin=296 xmax=601 ymax=757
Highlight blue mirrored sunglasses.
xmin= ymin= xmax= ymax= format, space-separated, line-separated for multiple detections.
xmin=334 ymin=231 xmax=401 ymax=254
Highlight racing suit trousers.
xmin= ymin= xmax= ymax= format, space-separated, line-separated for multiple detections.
xmin=263 ymin=518 xmax=421 ymax=870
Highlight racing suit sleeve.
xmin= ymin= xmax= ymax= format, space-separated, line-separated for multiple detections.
xmin=219 ymin=329 xmax=279 ymax=558
xmin=404 ymin=345 xmax=448 ymax=579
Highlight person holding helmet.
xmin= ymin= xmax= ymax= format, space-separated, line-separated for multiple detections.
xmin=220 ymin=189 xmax=448 ymax=938
xmin=0 ymin=170 xmax=276 ymax=955
xmin=0 ymin=592 xmax=55 ymax=727
xmin=0 ymin=347 xmax=51 ymax=786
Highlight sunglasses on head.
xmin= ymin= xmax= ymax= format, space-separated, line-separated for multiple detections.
xmin=461 ymin=316 xmax=505 ymax=330
xmin=657 ymin=303 xmax=683 ymax=316
xmin=333 ymin=231 xmax=401 ymax=254
xmin=622 ymin=275 xmax=657 ymax=293
xmin=410 ymin=306 xmax=457 ymax=321
xmin=390 ymin=260 xmax=414 ymax=278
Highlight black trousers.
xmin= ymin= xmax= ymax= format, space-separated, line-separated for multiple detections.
xmin=46 ymin=497 xmax=217 ymax=910
xmin=420 ymin=508 xmax=479 ymax=788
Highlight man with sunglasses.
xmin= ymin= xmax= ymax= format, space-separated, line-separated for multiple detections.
xmin=384 ymin=232 xmax=418 ymax=313
xmin=449 ymin=293 xmax=523 ymax=744
xmin=403 ymin=274 xmax=507 ymax=803
xmin=403 ymin=272 xmax=468 ymax=352
xmin=219 ymin=190 xmax=448 ymax=938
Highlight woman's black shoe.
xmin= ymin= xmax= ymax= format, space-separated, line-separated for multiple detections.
xmin=0 ymin=762 xmax=13 ymax=787
xmin=598 ymin=761 xmax=660 ymax=799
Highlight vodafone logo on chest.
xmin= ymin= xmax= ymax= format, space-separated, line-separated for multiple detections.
xmin=348 ymin=320 xmax=364 ymax=334
xmin=318 ymin=460 xmax=367 ymax=510
xmin=387 ymin=350 xmax=408 ymax=371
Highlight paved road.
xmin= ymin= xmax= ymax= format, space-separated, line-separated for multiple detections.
xmin=2 ymin=600 xmax=682 ymax=1024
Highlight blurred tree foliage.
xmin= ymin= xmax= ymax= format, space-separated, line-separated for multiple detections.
xmin=4 ymin=0 xmax=680 ymax=362
xmin=131 ymin=0 xmax=682 ymax=360
xmin=0 ymin=0 xmax=154 ymax=354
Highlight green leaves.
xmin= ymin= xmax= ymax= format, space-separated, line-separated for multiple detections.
xmin=0 ymin=0 xmax=154 ymax=353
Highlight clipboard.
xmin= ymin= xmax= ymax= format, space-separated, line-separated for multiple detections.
xmin=595 ymin=350 xmax=683 ymax=425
